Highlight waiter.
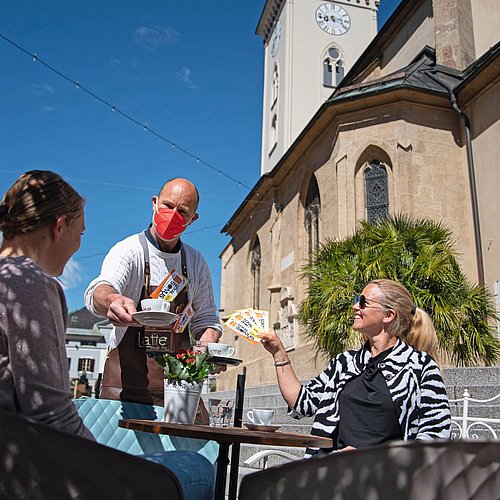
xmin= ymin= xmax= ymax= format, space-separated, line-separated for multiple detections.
xmin=84 ymin=178 xmax=222 ymax=414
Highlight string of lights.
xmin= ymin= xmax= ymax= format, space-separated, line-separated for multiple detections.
xmin=0 ymin=32 xmax=258 ymax=192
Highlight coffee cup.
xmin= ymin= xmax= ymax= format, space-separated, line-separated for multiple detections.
xmin=207 ymin=343 xmax=235 ymax=358
xmin=246 ymin=408 xmax=274 ymax=426
xmin=140 ymin=298 xmax=170 ymax=313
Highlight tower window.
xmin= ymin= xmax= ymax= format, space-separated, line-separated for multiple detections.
xmin=322 ymin=47 xmax=344 ymax=88
xmin=323 ymin=59 xmax=333 ymax=87
xmin=272 ymin=63 xmax=279 ymax=107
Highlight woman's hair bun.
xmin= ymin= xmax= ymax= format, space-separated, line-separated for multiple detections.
xmin=0 ymin=203 xmax=10 ymax=221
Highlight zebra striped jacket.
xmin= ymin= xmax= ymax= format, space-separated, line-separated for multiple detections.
xmin=291 ymin=339 xmax=451 ymax=457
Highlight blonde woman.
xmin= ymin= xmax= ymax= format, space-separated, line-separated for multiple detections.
xmin=261 ymin=279 xmax=451 ymax=456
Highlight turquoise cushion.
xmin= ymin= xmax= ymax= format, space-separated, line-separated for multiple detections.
xmin=74 ymin=398 xmax=218 ymax=464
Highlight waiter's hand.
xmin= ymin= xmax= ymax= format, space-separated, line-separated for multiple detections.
xmin=198 ymin=328 xmax=227 ymax=373
xmin=107 ymin=294 xmax=140 ymax=327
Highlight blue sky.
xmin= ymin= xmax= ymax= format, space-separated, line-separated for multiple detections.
xmin=1 ymin=0 xmax=401 ymax=312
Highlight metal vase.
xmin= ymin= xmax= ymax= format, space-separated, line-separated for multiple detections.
xmin=163 ymin=380 xmax=202 ymax=424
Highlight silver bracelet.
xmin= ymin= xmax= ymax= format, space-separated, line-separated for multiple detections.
xmin=274 ymin=360 xmax=291 ymax=367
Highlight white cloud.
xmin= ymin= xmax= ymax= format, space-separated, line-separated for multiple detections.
xmin=134 ymin=25 xmax=179 ymax=51
xmin=177 ymin=67 xmax=197 ymax=89
xmin=41 ymin=106 xmax=54 ymax=112
xmin=108 ymin=57 xmax=121 ymax=67
xmin=58 ymin=258 xmax=84 ymax=290
xmin=30 ymin=83 xmax=55 ymax=95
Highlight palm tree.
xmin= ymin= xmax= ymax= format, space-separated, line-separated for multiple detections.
xmin=299 ymin=214 xmax=500 ymax=366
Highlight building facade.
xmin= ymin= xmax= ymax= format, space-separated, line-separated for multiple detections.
xmin=218 ymin=0 xmax=500 ymax=391
xmin=66 ymin=307 xmax=110 ymax=396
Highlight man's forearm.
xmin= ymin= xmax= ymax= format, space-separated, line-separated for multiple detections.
xmin=197 ymin=327 xmax=222 ymax=343
xmin=92 ymin=284 xmax=122 ymax=317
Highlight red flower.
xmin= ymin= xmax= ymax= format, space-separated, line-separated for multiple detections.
xmin=186 ymin=357 xmax=196 ymax=364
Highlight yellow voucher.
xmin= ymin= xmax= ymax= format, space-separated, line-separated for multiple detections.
xmin=224 ymin=315 xmax=261 ymax=345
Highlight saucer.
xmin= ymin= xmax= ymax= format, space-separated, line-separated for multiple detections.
xmin=132 ymin=311 xmax=178 ymax=327
xmin=209 ymin=356 xmax=242 ymax=367
xmin=243 ymin=422 xmax=281 ymax=432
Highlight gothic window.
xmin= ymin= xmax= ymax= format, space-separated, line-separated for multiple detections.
xmin=323 ymin=47 xmax=344 ymax=88
xmin=251 ymin=238 xmax=261 ymax=309
xmin=272 ymin=63 xmax=279 ymax=106
xmin=304 ymin=175 xmax=321 ymax=257
xmin=364 ymin=161 xmax=389 ymax=223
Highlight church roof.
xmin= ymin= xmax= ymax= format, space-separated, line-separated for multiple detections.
xmin=330 ymin=46 xmax=464 ymax=103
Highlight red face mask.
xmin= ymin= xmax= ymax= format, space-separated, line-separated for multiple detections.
xmin=153 ymin=203 xmax=189 ymax=241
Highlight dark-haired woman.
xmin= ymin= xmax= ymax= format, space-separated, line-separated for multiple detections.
xmin=0 ymin=170 xmax=92 ymax=438
xmin=261 ymin=279 xmax=451 ymax=456
xmin=0 ymin=171 xmax=215 ymax=499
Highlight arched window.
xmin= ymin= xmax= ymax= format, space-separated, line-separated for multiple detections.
xmin=323 ymin=59 xmax=333 ymax=87
xmin=272 ymin=63 xmax=279 ymax=106
xmin=364 ymin=161 xmax=389 ymax=223
xmin=322 ymin=47 xmax=344 ymax=88
xmin=270 ymin=114 xmax=277 ymax=151
xmin=251 ymin=238 xmax=261 ymax=309
xmin=304 ymin=175 xmax=321 ymax=257
xmin=335 ymin=60 xmax=345 ymax=86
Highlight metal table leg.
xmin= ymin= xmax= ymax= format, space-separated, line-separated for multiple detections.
xmin=214 ymin=442 xmax=231 ymax=500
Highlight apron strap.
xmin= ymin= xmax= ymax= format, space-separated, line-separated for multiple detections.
xmin=140 ymin=231 xmax=151 ymax=298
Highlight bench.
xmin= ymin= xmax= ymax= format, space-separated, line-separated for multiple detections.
xmin=74 ymin=397 xmax=219 ymax=463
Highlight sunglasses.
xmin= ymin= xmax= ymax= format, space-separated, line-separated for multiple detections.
xmin=354 ymin=294 xmax=386 ymax=309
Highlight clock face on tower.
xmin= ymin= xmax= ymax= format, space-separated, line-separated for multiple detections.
xmin=271 ymin=20 xmax=282 ymax=57
xmin=315 ymin=3 xmax=351 ymax=35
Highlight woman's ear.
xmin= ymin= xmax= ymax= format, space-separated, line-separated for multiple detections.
xmin=382 ymin=308 xmax=397 ymax=326
xmin=51 ymin=215 xmax=67 ymax=241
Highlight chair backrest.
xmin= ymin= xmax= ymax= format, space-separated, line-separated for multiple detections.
xmin=0 ymin=408 xmax=183 ymax=500
xmin=74 ymin=397 xmax=219 ymax=463
xmin=239 ymin=439 xmax=500 ymax=500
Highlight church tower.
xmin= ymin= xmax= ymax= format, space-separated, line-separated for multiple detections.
xmin=257 ymin=0 xmax=379 ymax=175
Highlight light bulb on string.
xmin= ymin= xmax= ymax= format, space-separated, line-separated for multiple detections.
xmin=32 ymin=52 xmax=37 ymax=62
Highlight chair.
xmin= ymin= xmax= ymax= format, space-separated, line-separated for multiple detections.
xmin=239 ymin=439 xmax=500 ymax=500
xmin=73 ymin=397 xmax=219 ymax=463
xmin=0 ymin=408 xmax=183 ymax=500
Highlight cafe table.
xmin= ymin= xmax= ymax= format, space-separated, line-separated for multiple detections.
xmin=118 ymin=419 xmax=333 ymax=500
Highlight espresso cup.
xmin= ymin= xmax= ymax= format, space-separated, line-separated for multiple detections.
xmin=140 ymin=298 xmax=170 ymax=313
xmin=246 ymin=409 xmax=274 ymax=426
xmin=207 ymin=343 xmax=235 ymax=357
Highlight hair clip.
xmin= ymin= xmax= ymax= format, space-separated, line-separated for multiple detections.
xmin=411 ymin=304 xmax=417 ymax=315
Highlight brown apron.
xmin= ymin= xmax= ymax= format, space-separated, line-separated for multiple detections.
xmin=100 ymin=235 xmax=208 ymax=423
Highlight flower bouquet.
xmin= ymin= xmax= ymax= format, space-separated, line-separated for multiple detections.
xmin=155 ymin=349 xmax=216 ymax=424
xmin=155 ymin=349 xmax=215 ymax=385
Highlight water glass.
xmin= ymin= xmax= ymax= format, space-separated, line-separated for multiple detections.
xmin=208 ymin=398 xmax=234 ymax=427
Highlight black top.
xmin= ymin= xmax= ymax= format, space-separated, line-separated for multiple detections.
xmin=335 ymin=347 xmax=402 ymax=450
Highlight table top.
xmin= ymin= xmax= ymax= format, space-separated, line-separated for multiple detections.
xmin=119 ymin=419 xmax=333 ymax=448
